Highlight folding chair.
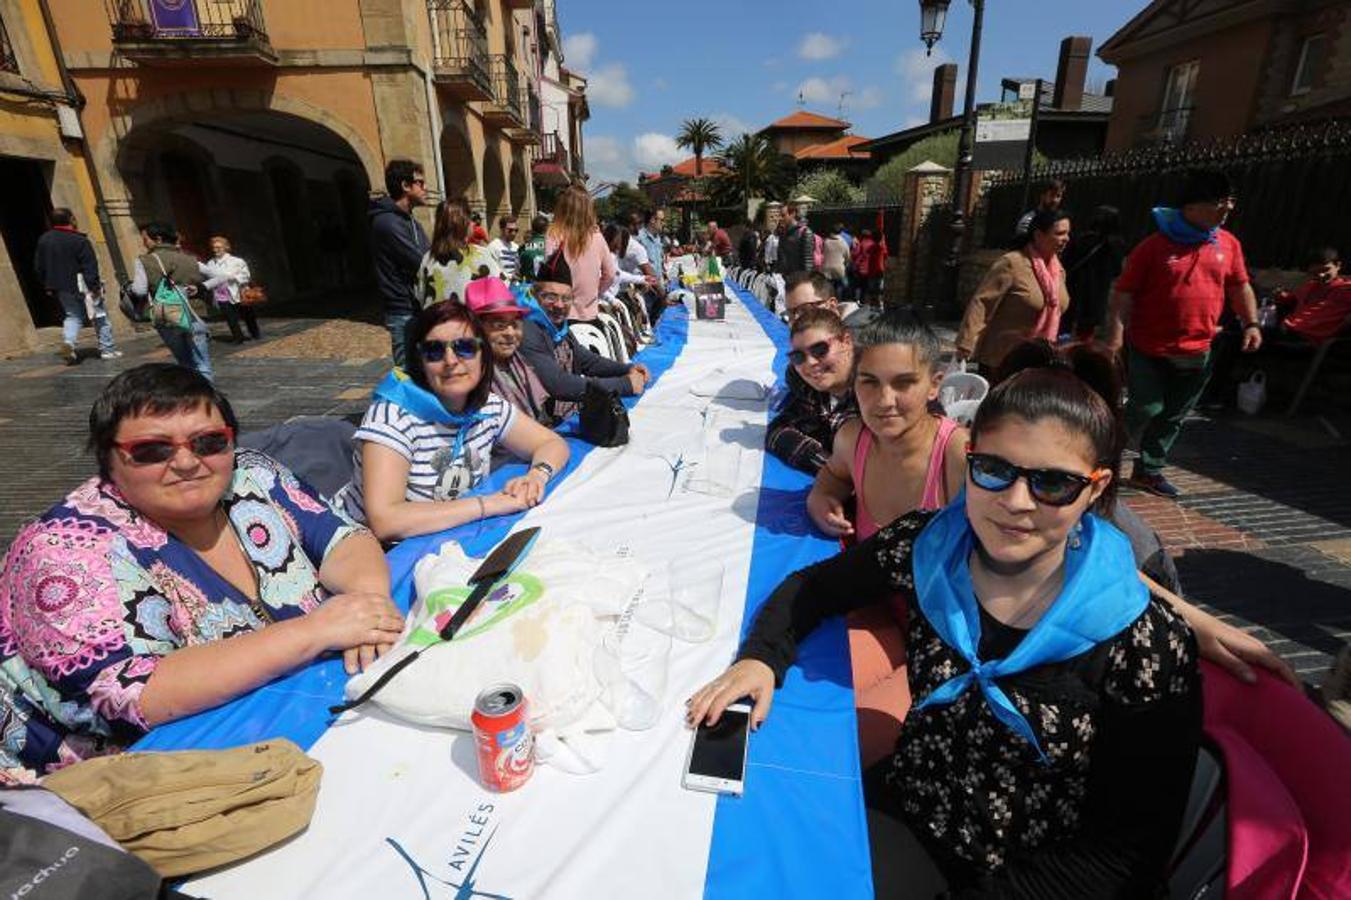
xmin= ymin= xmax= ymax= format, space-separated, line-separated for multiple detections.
xmin=569 ymin=321 xmax=614 ymax=360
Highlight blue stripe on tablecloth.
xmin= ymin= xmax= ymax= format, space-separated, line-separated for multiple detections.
xmin=702 ymin=283 xmax=873 ymax=899
xmin=135 ymin=304 xmax=691 ymax=753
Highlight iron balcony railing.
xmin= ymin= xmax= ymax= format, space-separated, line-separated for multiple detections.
xmin=1 ymin=13 xmax=19 ymax=73
xmin=539 ymin=131 xmax=570 ymax=171
xmin=428 ymin=0 xmax=491 ymax=97
xmin=490 ymin=54 xmax=523 ymax=122
xmin=106 ymin=0 xmax=269 ymax=45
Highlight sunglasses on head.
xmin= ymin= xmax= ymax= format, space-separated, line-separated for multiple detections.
xmin=113 ymin=427 xmax=235 ymax=466
xmin=787 ymin=338 xmax=836 ymax=367
xmin=419 ymin=337 xmax=482 ymax=363
xmin=966 ymin=451 xmax=1107 ymax=507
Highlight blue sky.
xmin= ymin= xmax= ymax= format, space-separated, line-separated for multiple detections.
xmin=558 ymin=0 xmax=1146 ymax=186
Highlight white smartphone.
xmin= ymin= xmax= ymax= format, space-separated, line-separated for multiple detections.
xmin=682 ymin=703 xmax=751 ymax=796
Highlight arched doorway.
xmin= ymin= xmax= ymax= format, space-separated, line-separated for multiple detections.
xmin=440 ymin=120 xmax=479 ymax=207
xmin=115 ymin=110 xmax=373 ymax=305
xmin=508 ymin=154 xmax=529 ymax=216
xmin=482 ymin=143 xmax=507 ymax=221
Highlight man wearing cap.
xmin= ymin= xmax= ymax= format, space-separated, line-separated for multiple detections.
xmin=465 ymin=277 xmax=552 ymax=425
xmin=1106 ymin=169 xmax=1261 ymax=499
xmin=520 ymin=250 xmax=650 ymax=422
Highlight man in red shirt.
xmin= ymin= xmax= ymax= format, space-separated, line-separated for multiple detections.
xmin=704 ymin=219 xmax=733 ymax=262
xmin=1106 ymin=170 xmax=1261 ymax=499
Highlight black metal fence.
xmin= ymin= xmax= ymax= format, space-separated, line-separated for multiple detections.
xmin=980 ymin=119 xmax=1351 ymax=270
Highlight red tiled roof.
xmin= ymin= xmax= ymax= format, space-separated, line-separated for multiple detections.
xmin=640 ymin=156 xmax=727 ymax=181
xmin=794 ymin=134 xmax=872 ymax=160
xmin=763 ymin=110 xmax=851 ymax=131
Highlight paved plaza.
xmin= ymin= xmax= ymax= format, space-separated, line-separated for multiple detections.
xmin=1 ymin=312 xmax=1348 ymax=688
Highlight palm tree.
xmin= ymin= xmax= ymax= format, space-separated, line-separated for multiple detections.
xmin=675 ymin=118 xmax=724 ymax=177
xmin=708 ymin=133 xmax=796 ymax=207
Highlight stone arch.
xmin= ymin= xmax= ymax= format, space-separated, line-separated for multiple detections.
xmin=508 ymin=152 xmax=529 ymax=216
xmin=439 ymin=113 xmax=480 ymax=208
xmin=99 ymin=93 xmax=378 ymax=302
xmin=482 ymin=141 xmax=507 ymax=221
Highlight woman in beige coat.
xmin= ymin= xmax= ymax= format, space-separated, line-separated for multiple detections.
xmin=955 ymin=209 xmax=1072 ymax=372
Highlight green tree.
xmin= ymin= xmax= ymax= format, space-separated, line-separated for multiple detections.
xmin=707 ymin=133 xmax=796 ymax=210
xmin=675 ymin=118 xmax=724 ymax=177
xmin=792 ymin=168 xmax=865 ymax=206
xmin=593 ymin=181 xmax=652 ymax=223
xmin=864 ymin=131 xmax=961 ymax=203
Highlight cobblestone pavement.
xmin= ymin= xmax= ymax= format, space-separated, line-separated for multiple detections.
xmin=1 ymin=314 xmax=1348 ymax=687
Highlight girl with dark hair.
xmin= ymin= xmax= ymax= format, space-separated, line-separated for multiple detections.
xmin=764 ymin=307 xmax=857 ymax=474
xmin=335 ymin=301 xmax=568 ymax=542
xmin=0 ymin=363 xmax=402 ymax=778
xmin=416 ymin=198 xmax=501 ymax=307
xmin=806 ymin=309 xmax=969 ymax=765
xmin=956 ymin=208 xmax=1072 ymax=371
xmin=692 ymin=341 xmax=1203 ymax=898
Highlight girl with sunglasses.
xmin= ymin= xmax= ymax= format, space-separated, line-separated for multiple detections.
xmin=336 ymin=301 xmax=568 ymax=542
xmin=765 ymin=307 xmax=858 ymax=474
xmin=0 ymin=364 xmax=403 ymax=778
xmin=691 ymin=343 xmax=1204 ymax=898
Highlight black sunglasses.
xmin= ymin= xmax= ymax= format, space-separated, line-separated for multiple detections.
xmin=419 ymin=337 xmax=482 ymax=363
xmin=966 ymin=451 xmax=1105 ymax=507
xmin=787 ymin=338 xmax=835 ymax=367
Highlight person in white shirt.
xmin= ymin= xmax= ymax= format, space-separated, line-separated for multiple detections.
xmin=200 ymin=235 xmax=260 ymax=342
xmin=486 ymin=215 xmax=521 ymax=281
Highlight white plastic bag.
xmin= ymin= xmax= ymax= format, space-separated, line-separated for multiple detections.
xmin=1237 ymin=370 xmax=1267 ymax=415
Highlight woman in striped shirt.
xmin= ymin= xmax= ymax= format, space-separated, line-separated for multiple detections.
xmin=337 ymin=301 xmax=568 ymax=541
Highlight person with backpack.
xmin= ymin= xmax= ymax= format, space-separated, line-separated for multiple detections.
xmin=129 ymin=221 xmax=212 ymax=381
xmin=773 ymin=202 xmax=816 ymax=277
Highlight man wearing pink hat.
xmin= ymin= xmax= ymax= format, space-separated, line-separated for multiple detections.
xmin=464 ymin=278 xmax=553 ymax=424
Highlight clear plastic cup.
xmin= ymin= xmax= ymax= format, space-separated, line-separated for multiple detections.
xmin=594 ymin=622 xmax=671 ymax=731
xmin=635 ymin=558 xmax=724 ymax=644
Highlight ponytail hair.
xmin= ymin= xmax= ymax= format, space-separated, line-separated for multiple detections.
xmin=974 ymin=339 xmax=1124 ymax=513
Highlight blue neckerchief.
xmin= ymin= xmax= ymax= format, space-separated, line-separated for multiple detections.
xmin=1152 ymin=207 xmax=1219 ymax=245
xmin=373 ymin=369 xmax=491 ymax=464
xmin=911 ymin=497 xmax=1148 ymax=762
xmin=514 ymin=284 xmax=569 ymax=346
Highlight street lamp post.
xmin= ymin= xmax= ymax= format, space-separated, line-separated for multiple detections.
xmin=918 ymin=0 xmax=986 ymax=321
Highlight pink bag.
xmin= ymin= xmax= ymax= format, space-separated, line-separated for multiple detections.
xmin=1201 ymin=661 xmax=1351 ymax=899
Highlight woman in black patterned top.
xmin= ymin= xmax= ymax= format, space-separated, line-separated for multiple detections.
xmin=690 ymin=342 xmax=1202 ymax=899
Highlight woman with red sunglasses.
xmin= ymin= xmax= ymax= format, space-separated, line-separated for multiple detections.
xmin=0 ymin=363 xmax=403 ymax=780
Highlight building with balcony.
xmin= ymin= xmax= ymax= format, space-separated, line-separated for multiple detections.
xmin=0 ymin=1 xmax=130 ymax=355
xmin=1099 ymin=0 xmax=1351 ymax=149
xmin=38 ymin=0 xmax=585 ymax=308
xmin=534 ymin=0 xmax=587 ymax=200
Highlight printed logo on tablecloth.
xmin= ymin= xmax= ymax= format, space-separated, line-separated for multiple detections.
xmin=386 ymin=802 xmax=512 ymax=899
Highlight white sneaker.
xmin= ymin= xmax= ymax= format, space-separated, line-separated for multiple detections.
xmin=100 ymin=350 xmax=124 ymax=360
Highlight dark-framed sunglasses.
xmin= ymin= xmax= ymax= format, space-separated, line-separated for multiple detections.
xmin=419 ymin=337 xmax=482 ymax=363
xmin=113 ymin=427 xmax=235 ymax=466
xmin=966 ymin=451 xmax=1107 ymax=507
xmin=787 ymin=337 xmax=837 ymax=367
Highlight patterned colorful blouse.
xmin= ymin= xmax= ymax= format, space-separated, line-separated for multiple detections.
xmin=0 ymin=450 xmax=363 ymax=781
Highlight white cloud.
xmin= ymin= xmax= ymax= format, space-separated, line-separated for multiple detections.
xmin=585 ymin=135 xmax=635 ymax=185
xmin=793 ymin=75 xmax=880 ymax=114
xmin=894 ymin=47 xmax=962 ymax=105
xmin=588 ymin=63 xmax=635 ymax=108
xmin=798 ymin=32 xmax=846 ymax=61
xmin=633 ymin=132 xmax=684 ymax=169
xmin=712 ymin=113 xmax=754 ymax=138
xmin=563 ymin=32 xmax=598 ymax=72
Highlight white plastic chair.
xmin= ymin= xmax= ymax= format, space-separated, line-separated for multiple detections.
xmin=570 ymin=321 xmax=614 ymax=360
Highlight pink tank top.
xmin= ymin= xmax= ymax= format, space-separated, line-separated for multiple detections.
xmin=851 ymin=416 xmax=959 ymax=541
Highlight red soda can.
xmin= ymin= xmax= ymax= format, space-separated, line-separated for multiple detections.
xmin=471 ymin=683 xmax=534 ymax=792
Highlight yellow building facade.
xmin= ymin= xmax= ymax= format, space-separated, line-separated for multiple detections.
xmin=0 ymin=0 xmax=578 ymax=346
xmin=0 ymin=0 xmax=128 ymax=355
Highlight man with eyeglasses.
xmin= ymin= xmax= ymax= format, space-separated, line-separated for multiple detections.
xmin=370 ymin=158 xmax=430 ymax=367
xmin=1105 ymin=169 xmax=1260 ymax=499
xmin=519 ymin=250 xmax=650 ymax=423
xmin=488 ymin=215 xmax=521 ymax=282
